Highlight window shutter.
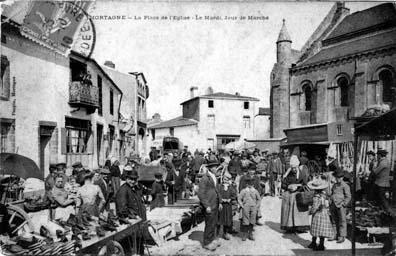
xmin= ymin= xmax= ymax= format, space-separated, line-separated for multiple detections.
xmin=60 ymin=128 xmax=67 ymax=154
xmin=87 ymin=130 xmax=94 ymax=154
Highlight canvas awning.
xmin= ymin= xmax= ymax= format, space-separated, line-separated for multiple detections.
xmin=284 ymin=123 xmax=329 ymax=145
xmin=355 ymin=108 xmax=396 ymax=137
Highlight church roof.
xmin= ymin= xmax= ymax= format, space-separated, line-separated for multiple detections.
xmin=323 ymin=3 xmax=396 ymax=45
xmin=277 ymin=19 xmax=292 ymax=43
xmin=298 ymin=29 xmax=396 ymax=67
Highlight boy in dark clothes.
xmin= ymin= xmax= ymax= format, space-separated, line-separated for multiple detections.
xmin=151 ymin=172 xmax=166 ymax=210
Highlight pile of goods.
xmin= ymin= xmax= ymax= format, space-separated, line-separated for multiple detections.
xmin=0 ymin=209 xmax=139 ymax=255
xmin=348 ymin=204 xmax=393 ymax=228
xmin=1 ymin=238 xmax=76 ymax=256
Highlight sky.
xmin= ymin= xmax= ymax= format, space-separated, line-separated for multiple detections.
xmin=90 ymin=1 xmax=381 ymax=120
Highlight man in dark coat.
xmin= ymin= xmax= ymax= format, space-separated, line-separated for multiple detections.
xmin=373 ymin=149 xmax=391 ymax=212
xmin=115 ymin=170 xmax=147 ymax=255
xmin=191 ymin=152 xmax=205 ymax=180
xmin=116 ymin=170 xmax=146 ymax=220
xmin=228 ymin=151 xmax=242 ymax=178
xmin=149 ymin=147 xmax=158 ymax=162
xmin=198 ymin=161 xmax=222 ymax=251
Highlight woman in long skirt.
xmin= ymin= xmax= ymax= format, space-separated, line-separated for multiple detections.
xmin=281 ymin=155 xmax=310 ymax=232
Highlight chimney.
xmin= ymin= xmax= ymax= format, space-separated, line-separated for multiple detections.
xmin=152 ymin=113 xmax=161 ymax=121
xmin=190 ymin=86 xmax=198 ymax=98
xmin=104 ymin=60 xmax=115 ymax=69
xmin=205 ymin=86 xmax=214 ymax=95
xmin=235 ymin=92 xmax=240 ymax=96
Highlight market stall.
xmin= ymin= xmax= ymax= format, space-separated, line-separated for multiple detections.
xmin=352 ymin=108 xmax=396 ymax=256
xmin=0 ymin=154 xmax=144 ymax=256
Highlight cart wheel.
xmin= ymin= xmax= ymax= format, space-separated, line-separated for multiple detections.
xmin=98 ymin=241 xmax=125 ymax=256
xmin=7 ymin=204 xmax=34 ymax=235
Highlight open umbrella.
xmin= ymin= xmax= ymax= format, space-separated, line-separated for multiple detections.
xmin=224 ymin=140 xmax=256 ymax=151
xmin=0 ymin=153 xmax=43 ymax=180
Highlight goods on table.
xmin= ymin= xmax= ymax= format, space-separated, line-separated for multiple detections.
xmin=348 ymin=204 xmax=393 ymax=228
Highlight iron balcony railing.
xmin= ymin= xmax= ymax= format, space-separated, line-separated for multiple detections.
xmin=69 ymin=81 xmax=99 ymax=108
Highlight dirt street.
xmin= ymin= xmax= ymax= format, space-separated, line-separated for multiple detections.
xmin=149 ymin=196 xmax=382 ymax=255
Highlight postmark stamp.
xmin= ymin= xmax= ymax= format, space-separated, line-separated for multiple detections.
xmin=19 ymin=1 xmax=95 ymax=57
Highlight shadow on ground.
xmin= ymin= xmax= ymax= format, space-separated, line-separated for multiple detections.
xmin=292 ymin=248 xmax=381 ymax=256
xmin=265 ymin=221 xmax=311 ymax=248
xmin=188 ymin=231 xmax=203 ymax=243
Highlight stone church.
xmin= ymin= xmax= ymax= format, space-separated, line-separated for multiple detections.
xmin=270 ymin=2 xmax=396 ymax=153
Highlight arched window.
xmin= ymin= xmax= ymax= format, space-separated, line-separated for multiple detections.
xmin=302 ymin=83 xmax=312 ymax=111
xmin=380 ymin=69 xmax=395 ymax=103
xmin=337 ymin=76 xmax=349 ymax=107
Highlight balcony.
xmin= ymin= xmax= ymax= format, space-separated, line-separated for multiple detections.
xmin=69 ymin=81 xmax=99 ymax=109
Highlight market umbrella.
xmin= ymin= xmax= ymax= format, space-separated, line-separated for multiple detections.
xmin=224 ymin=140 xmax=256 ymax=151
xmin=0 ymin=153 xmax=43 ymax=180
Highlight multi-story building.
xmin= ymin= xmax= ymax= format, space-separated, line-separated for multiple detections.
xmin=102 ymin=64 xmax=150 ymax=158
xmin=1 ymin=20 xmax=122 ymax=177
xmin=148 ymin=87 xmax=259 ymax=152
xmin=270 ymin=3 xmax=396 ymax=157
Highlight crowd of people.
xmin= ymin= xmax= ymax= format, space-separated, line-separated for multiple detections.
xmin=41 ymin=144 xmax=393 ymax=253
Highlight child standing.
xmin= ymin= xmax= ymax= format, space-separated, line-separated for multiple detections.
xmin=151 ymin=172 xmax=166 ymax=210
xmin=307 ymin=177 xmax=335 ymax=251
xmin=238 ymin=177 xmax=261 ymax=241
xmin=218 ymin=172 xmax=237 ymax=240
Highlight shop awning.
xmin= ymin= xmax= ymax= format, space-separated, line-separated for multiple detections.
xmin=284 ymin=123 xmax=329 ymax=145
xmin=355 ymin=108 xmax=396 ymax=136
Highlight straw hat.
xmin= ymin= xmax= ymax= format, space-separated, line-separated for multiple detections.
xmin=307 ymin=178 xmax=329 ymax=190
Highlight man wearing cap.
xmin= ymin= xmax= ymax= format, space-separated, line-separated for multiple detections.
xmin=329 ymin=168 xmax=351 ymax=243
xmin=363 ymin=150 xmax=376 ymax=201
xmin=372 ymin=149 xmax=391 ymax=212
xmin=198 ymin=161 xmax=222 ymax=251
xmin=72 ymin=162 xmax=83 ymax=176
xmin=45 ymin=164 xmax=58 ymax=191
xmin=239 ymin=163 xmax=263 ymax=225
xmin=116 ymin=170 xmax=147 ymax=255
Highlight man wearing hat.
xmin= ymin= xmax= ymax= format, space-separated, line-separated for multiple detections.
xmin=116 ymin=170 xmax=146 ymax=220
xmin=116 ymin=170 xmax=147 ymax=255
xmin=372 ymin=148 xmax=391 ymax=212
xmin=198 ymin=161 xmax=222 ymax=251
xmin=329 ymin=168 xmax=351 ymax=243
xmin=228 ymin=151 xmax=242 ymax=178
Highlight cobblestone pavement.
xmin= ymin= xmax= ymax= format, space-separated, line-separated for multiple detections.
xmin=149 ymin=196 xmax=382 ymax=255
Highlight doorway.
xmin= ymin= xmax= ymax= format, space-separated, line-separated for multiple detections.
xmin=39 ymin=125 xmax=55 ymax=173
